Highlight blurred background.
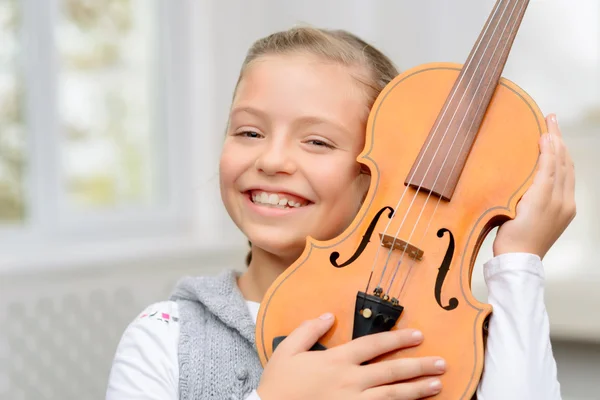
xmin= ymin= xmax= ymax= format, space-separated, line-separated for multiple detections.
xmin=0 ymin=0 xmax=598 ymax=399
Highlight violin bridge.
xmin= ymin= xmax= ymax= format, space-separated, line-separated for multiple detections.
xmin=379 ymin=233 xmax=424 ymax=261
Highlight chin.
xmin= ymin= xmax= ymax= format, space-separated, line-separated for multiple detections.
xmin=249 ymin=233 xmax=307 ymax=264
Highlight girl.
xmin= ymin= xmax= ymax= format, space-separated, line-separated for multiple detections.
xmin=107 ymin=27 xmax=575 ymax=400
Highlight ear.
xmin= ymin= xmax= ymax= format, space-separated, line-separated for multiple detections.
xmin=359 ymin=162 xmax=371 ymax=176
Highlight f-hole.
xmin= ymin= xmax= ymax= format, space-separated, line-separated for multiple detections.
xmin=330 ymin=206 xmax=394 ymax=268
xmin=435 ymin=228 xmax=459 ymax=311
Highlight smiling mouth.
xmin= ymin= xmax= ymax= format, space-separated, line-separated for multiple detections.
xmin=247 ymin=190 xmax=311 ymax=209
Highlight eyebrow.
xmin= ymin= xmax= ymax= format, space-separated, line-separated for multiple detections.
xmin=230 ymin=106 xmax=351 ymax=136
xmin=230 ymin=106 xmax=269 ymax=120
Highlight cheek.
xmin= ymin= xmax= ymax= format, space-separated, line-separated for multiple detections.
xmin=219 ymin=142 xmax=249 ymax=188
xmin=218 ymin=154 xmax=233 ymax=186
xmin=312 ymin=159 xmax=365 ymax=215
xmin=219 ymin=144 xmax=249 ymax=214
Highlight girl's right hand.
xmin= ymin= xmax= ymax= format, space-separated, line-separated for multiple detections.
xmin=256 ymin=313 xmax=445 ymax=400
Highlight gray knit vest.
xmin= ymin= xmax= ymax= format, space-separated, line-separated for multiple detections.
xmin=169 ymin=269 xmax=264 ymax=400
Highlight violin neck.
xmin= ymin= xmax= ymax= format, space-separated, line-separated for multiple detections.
xmin=405 ymin=0 xmax=531 ymax=201
xmin=461 ymin=0 xmax=530 ymax=101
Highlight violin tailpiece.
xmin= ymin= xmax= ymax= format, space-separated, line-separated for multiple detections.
xmin=353 ymin=291 xmax=404 ymax=340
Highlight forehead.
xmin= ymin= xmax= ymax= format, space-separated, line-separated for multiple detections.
xmin=232 ymin=54 xmax=369 ymax=129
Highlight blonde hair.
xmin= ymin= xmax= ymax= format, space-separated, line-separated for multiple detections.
xmin=236 ymin=26 xmax=399 ymax=266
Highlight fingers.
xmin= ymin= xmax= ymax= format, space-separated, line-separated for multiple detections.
xmin=545 ymin=114 xmax=576 ymax=222
xmin=272 ymin=313 xmax=335 ymax=359
xmin=547 ymin=114 xmax=566 ymax=198
xmin=364 ymin=377 xmax=443 ymax=399
xmin=531 ymin=133 xmax=555 ymax=207
xmin=335 ymin=329 xmax=424 ymax=365
xmin=564 ymin=148 xmax=576 ymax=220
xmin=360 ymin=356 xmax=445 ymax=388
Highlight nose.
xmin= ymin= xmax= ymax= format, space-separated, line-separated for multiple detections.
xmin=254 ymin=138 xmax=297 ymax=176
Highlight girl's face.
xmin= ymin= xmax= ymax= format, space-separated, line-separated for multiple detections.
xmin=219 ymin=53 xmax=371 ymax=262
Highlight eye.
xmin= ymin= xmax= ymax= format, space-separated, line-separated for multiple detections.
xmin=307 ymin=139 xmax=334 ymax=149
xmin=236 ymin=131 xmax=262 ymax=139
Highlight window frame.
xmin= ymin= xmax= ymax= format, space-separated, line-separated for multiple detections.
xmin=0 ymin=0 xmax=235 ymax=272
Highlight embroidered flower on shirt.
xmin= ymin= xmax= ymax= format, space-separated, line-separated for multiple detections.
xmin=139 ymin=310 xmax=179 ymax=324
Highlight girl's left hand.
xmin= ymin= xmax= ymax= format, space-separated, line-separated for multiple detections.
xmin=493 ymin=113 xmax=576 ymax=259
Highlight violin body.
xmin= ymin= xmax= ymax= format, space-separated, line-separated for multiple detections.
xmin=256 ymin=61 xmax=544 ymax=399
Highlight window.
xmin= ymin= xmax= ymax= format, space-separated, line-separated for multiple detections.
xmin=56 ymin=0 xmax=157 ymax=211
xmin=0 ymin=0 xmax=208 ymax=268
xmin=0 ymin=0 xmax=25 ymax=223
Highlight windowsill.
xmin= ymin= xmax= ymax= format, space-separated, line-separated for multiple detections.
xmin=0 ymin=232 xmax=247 ymax=276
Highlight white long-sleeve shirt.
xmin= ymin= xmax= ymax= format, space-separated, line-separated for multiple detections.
xmin=106 ymin=253 xmax=561 ymax=399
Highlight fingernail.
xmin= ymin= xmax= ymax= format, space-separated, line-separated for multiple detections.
xmin=551 ymin=114 xmax=557 ymax=123
xmin=430 ymin=379 xmax=442 ymax=392
xmin=435 ymin=359 xmax=446 ymax=371
xmin=412 ymin=330 xmax=423 ymax=341
xmin=319 ymin=312 xmax=333 ymax=320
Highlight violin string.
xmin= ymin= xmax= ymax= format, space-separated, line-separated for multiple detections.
xmin=364 ymin=0 xmax=506 ymax=298
xmin=383 ymin=0 xmax=521 ymax=293
xmin=370 ymin=0 xmax=513 ymax=293
xmin=384 ymin=0 xmax=523 ymax=295
xmin=392 ymin=0 xmax=528 ymax=301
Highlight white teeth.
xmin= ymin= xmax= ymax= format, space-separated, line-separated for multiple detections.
xmin=268 ymin=194 xmax=278 ymax=205
xmin=260 ymin=192 xmax=269 ymax=203
xmin=251 ymin=191 xmax=306 ymax=208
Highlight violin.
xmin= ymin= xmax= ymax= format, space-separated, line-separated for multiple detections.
xmin=256 ymin=0 xmax=543 ymax=398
